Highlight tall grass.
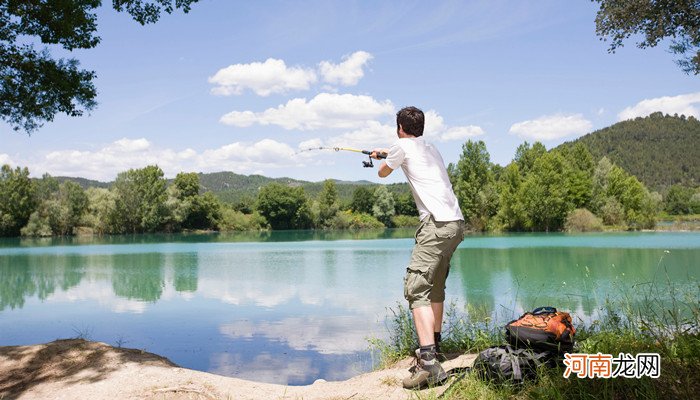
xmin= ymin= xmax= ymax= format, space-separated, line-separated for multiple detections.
xmin=370 ymin=254 xmax=700 ymax=399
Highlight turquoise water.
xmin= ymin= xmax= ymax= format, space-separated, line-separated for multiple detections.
xmin=0 ymin=231 xmax=698 ymax=384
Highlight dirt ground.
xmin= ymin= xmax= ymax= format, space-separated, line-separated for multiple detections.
xmin=0 ymin=339 xmax=477 ymax=400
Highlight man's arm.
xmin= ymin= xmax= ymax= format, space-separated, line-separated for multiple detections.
xmin=371 ymin=149 xmax=393 ymax=178
xmin=378 ymin=162 xmax=393 ymax=178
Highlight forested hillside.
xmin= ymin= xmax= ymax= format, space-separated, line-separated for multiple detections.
xmin=55 ymin=170 xmax=410 ymax=207
xmin=196 ymin=171 xmax=410 ymax=205
xmin=558 ymin=113 xmax=699 ymax=191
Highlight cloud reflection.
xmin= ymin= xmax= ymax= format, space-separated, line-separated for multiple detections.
xmin=219 ymin=315 xmax=373 ymax=355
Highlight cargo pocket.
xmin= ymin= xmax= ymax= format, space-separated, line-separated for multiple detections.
xmin=434 ymin=221 xmax=458 ymax=239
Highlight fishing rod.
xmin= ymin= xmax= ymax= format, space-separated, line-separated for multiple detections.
xmin=297 ymin=146 xmax=387 ymax=168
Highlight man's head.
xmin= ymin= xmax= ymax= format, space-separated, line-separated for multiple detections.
xmin=396 ymin=106 xmax=424 ymax=137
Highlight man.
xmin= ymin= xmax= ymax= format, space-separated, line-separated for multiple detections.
xmin=372 ymin=106 xmax=465 ymax=389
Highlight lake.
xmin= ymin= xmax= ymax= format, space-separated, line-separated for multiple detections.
xmin=0 ymin=231 xmax=698 ymax=385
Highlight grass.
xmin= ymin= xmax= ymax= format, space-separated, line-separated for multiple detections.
xmin=369 ymin=256 xmax=700 ymax=399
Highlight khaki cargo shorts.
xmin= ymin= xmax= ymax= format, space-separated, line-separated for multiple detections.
xmin=404 ymin=215 xmax=465 ymax=309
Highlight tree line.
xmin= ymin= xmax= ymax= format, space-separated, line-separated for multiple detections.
xmin=0 ymin=164 xmax=420 ymax=237
xmin=1 ymin=138 xmax=698 ymax=237
xmin=449 ymin=140 xmax=698 ymax=232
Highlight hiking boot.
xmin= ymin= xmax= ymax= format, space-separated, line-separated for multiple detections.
xmin=435 ymin=342 xmax=448 ymax=362
xmin=402 ymin=349 xmax=448 ymax=390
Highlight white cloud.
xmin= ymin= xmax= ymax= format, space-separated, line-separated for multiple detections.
xmin=28 ymin=138 xmax=300 ymax=181
xmin=209 ymin=51 xmax=373 ymax=97
xmin=423 ymin=110 xmax=485 ymax=142
xmin=0 ymin=154 xmax=15 ymax=166
xmin=319 ymin=51 xmax=373 ymax=86
xmin=220 ymin=93 xmax=395 ymax=130
xmin=297 ymin=110 xmax=485 ymax=154
xmin=209 ymin=58 xmax=317 ymax=97
xmin=618 ymin=92 xmax=700 ymax=121
xmin=509 ymin=113 xmax=592 ymax=141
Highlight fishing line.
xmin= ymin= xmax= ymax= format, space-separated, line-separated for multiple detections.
xmin=295 ymin=146 xmax=386 ymax=168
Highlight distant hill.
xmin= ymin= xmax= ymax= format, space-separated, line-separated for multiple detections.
xmin=558 ymin=113 xmax=700 ymax=192
xmin=54 ymin=176 xmax=110 ymax=189
xmin=54 ymin=170 xmax=408 ymax=205
xmin=198 ymin=171 xmax=408 ymax=204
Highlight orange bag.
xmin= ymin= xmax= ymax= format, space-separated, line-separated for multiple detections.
xmin=505 ymin=307 xmax=576 ymax=353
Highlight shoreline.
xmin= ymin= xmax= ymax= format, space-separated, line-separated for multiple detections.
xmin=0 ymin=339 xmax=477 ymax=400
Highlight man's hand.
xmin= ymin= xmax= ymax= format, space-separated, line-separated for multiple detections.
xmin=370 ymin=148 xmax=388 ymax=160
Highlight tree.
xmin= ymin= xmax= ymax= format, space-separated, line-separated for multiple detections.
xmin=173 ymin=172 xmax=200 ymax=199
xmin=519 ymin=151 xmax=572 ymax=231
xmin=185 ymin=192 xmax=222 ymax=230
xmin=556 ymin=143 xmax=594 ymax=209
xmin=394 ymin=192 xmax=418 ymax=216
xmin=592 ymin=157 xmax=656 ymax=228
xmin=317 ymin=179 xmax=340 ymax=227
xmin=450 ymin=140 xmax=497 ymax=230
xmin=593 ymin=0 xmax=700 ymax=74
xmin=664 ymin=184 xmax=695 ymax=214
xmin=350 ymin=186 xmax=374 ymax=214
xmin=372 ymin=185 xmax=395 ymax=227
xmin=84 ymin=187 xmax=117 ymax=234
xmin=255 ymin=183 xmax=311 ymax=230
xmin=111 ymin=165 xmax=168 ymax=233
xmin=496 ymin=163 xmax=527 ymax=231
xmin=1 ymin=0 xmax=200 ymax=132
xmin=46 ymin=181 xmax=88 ymax=235
xmin=514 ymin=141 xmax=547 ymax=175
xmin=0 ymin=164 xmax=36 ymax=236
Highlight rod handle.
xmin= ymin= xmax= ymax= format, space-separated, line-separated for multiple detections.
xmin=362 ymin=150 xmax=387 ymax=159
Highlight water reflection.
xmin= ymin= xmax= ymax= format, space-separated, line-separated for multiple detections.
xmin=0 ymin=232 xmax=697 ymax=385
xmin=0 ymin=254 xmax=84 ymax=310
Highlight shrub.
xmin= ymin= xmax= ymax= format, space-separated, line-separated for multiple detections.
xmin=217 ymin=208 xmax=268 ymax=231
xmin=330 ymin=211 xmax=384 ymax=229
xmin=391 ymin=214 xmax=419 ymax=228
xmin=564 ymin=208 xmax=603 ymax=232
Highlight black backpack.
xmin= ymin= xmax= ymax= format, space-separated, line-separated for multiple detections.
xmin=471 ymin=344 xmax=553 ymax=384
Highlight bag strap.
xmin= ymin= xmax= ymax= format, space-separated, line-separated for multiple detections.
xmin=504 ymin=346 xmax=522 ymax=381
xmin=532 ymin=306 xmax=557 ymax=315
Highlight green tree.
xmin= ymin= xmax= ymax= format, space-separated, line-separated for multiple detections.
xmin=42 ymin=181 xmax=88 ymax=235
xmin=450 ymin=140 xmax=497 ymax=230
xmin=0 ymin=164 xmax=36 ymax=236
xmin=185 ymin=192 xmax=222 ymax=230
xmin=496 ymin=163 xmax=527 ymax=231
xmin=593 ymin=0 xmax=700 ymax=74
xmin=664 ymin=184 xmax=695 ymax=214
xmin=255 ymin=183 xmax=312 ymax=230
xmin=592 ymin=157 xmax=656 ymax=228
xmin=520 ymin=151 xmax=572 ymax=231
xmin=514 ymin=141 xmax=547 ymax=175
xmin=111 ymin=165 xmax=168 ymax=233
xmin=317 ymin=179 xmax=340 ymax=227
xmin=394 ymin=192 xmax=418 ymax=216
xmin=173 ymin=172 xmax=200 ymax=199
xmin=372 ymin=185 xmax=395 ymax=227
xmin=1 ymin=0 xmax=200 ymax=132
xmin=84 ymin=187 xmax=117 ymax=234
xmin=350 ymin=186 xmax=374 ymax=214
xmin=556 ymin=143 xmax=594 ymax=209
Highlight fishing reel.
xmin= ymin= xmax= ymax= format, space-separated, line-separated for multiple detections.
xmin=360 ymin=150 xmax=386 ymax=168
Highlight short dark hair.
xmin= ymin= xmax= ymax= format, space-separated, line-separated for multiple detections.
xmin=396 ymin=106 xmax=424 ymax=137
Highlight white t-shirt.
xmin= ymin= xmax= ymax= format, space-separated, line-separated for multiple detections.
xmin=385 ymin=137 xmax=464 ymax=222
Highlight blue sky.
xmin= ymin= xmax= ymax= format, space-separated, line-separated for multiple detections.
xmin=1 ymin=0 xmax=698 ymax=183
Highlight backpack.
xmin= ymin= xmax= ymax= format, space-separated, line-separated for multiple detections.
xmin=471 ymin=345 xmax=552 ymax=384
xmin=505 ymin=306 xmax=576 ymax=354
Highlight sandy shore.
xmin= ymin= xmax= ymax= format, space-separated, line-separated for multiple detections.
xmin=0 ymin=339 xmax=477 ymax=400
